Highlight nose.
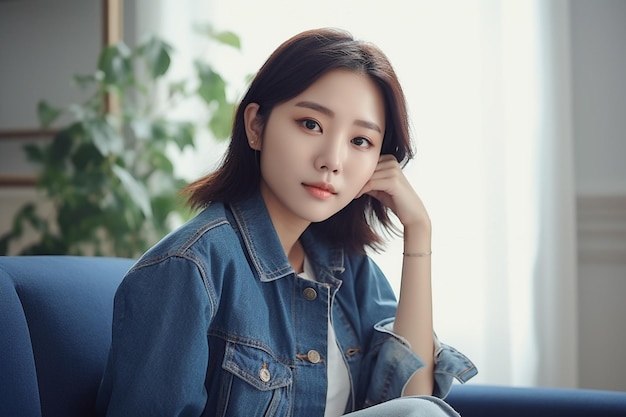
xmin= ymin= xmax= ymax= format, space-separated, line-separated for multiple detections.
xmin=315 ymin=136 xmax=345 ymax=174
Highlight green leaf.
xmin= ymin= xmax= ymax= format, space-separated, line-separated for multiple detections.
xmin=0 ymin=233 xmax=11 ymax=255
xmin=213 ymin=31 xmax=241 ymax=49
xmin=149 ymin=150 xmax=174 ymax=174
xmin=71 ymin=142 xmax=103 ymax=171
xmin=168 ymin=80 xmax=188 ymax=99
xmin=171 ymin=122 xmax=195 ymax=150
xmin=195 ymin=62 xmax=227 ymax=104
xmin=138 ymin=36 xmax=173 ymax=79
xmin=151 ymin=191 xmax=185 ymax=225
xmin=16 ymin=203 xmax=45 ymax=234
xmin=192 ymin=23 xmax=241 ymax=49
xmin=112 ymin=164 xmax=153 ymax=219
xmin=86 ymin=119 xmax=124 ymax=156
xmin=98 ymin=43 xmax=133 ymax=85
xmin=37 ymin=100 xmax=62 ymax=128
xmin=209 ymin=101 xmax=235 ymax=140
xmin=73 ymin=71 xmax=104 ymax=90
xmin=130 ymin=119 xmax=152 ymax=140
xmin=23 ymin=143 xmax=44 ymax=163
xmin=150 ymin=121 xmax=169 ymax=143
xmin=68 ymin=103 xmax=88 ymax=121
xmin=50 ymin=129 xmax=74 ymax=160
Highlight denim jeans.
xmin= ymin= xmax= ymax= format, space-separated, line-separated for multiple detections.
xmin=344 ymin=396 xmax=460 ymax=417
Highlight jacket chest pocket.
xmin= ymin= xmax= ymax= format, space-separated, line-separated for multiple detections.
xmin=218 ymin=341 xmax=293 ymax=417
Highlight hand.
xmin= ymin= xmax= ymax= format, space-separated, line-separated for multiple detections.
xmin=357 ymin=155 xmax=431 ymax=230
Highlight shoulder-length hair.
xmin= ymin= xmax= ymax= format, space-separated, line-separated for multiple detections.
xmin=184 ymin=28 xmax=414 ymax=254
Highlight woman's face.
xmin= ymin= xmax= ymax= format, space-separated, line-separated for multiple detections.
xmin=245 ymin=69 xmax=386 ymax=229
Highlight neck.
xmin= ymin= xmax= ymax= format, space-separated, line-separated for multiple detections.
xmin=287 ymin=240 xmax=305 ymax=274
xmin=259 ymin=183 xmax=310 ymax=273
xmin=275 ymin=225 xmax=306 ymax=273
xmin=273 ymin=218 xmax=308 ymax=273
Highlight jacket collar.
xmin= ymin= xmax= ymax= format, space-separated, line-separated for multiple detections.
xmin=229 ymin=191 xmax=345 ymax=282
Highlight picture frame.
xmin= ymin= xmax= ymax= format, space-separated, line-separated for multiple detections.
xmin=0 ymin=129 xmax=58 ymax=187
xmin=0 ymin=0 xmax=122 ymax=187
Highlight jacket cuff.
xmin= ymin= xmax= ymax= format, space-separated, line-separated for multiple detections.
xmin=433 ymin=341 xmax=478 ymax=398
xmin=364 ymin=319 xmax=424 ymax=407
xmin=371 ymin=320 xmax=478 ymax=401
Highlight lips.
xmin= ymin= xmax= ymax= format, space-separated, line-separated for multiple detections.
xmin=302 ymin=182 xmax=336 ymax=200
xmin=304 ymin=182 xmax=336 ymax=193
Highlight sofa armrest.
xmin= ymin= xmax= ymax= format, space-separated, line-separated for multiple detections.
xmin=446 ymin=384 xmax=626 ymax=417
xmin=0 ymin=256 xmax=135 ymax=417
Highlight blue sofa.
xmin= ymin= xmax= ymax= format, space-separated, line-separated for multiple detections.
xmin=2 ymin=256 xmax=626 ymax=417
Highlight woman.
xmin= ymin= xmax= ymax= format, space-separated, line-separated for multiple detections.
xmin=96 ymin=28 xmax=476 ymax=417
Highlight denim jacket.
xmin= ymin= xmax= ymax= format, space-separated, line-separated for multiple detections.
xmin=96 ymin=191 xmax=477 ymax=417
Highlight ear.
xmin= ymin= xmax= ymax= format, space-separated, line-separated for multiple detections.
xmin=244 ymin=103 xmax=263 ymax=151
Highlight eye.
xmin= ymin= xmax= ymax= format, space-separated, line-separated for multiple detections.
xmin=300 ymin=118 xmax=322 ymax=132
xmin=351 ymin=137 xmax=373 ymax=148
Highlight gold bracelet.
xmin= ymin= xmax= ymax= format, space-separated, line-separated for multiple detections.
xmin=403 ymin=251 xmax=432 ymax=257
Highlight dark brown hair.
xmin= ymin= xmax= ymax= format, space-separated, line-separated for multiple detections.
xmin=184 ymin=28 xmax=414 ymax=253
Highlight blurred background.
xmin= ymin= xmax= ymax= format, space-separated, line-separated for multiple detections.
xmin=1 ymin=0 xmax=625 ymax=392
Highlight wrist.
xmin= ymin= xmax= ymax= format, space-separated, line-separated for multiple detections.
xmin=403 ymin=221 xmax=431 ymax=253
xmin=403 ymin=220 xmax=431 ymax=239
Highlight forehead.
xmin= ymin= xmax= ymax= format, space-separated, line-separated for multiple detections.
xmin=282 ymin=69 xmax=386 ymax=126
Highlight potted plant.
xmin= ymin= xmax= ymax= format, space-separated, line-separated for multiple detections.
xmin=0 ymin=26 xmax=242 ymax=258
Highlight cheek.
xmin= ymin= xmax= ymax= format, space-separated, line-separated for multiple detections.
xmin=341 ymin=158 xmax=377 ymax=197
xmin=353 ymin=156 xmax=379 ymax=182
xmin=259 ymin=137 xmax=301 ymax=181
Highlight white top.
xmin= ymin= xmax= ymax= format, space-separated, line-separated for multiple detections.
xmin=299 ymin=257 xmax=351 ymax=417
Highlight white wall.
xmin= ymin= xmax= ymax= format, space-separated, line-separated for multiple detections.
xmin=571 ymin=0 xmax=626 ymax=196
xmin=570 ymin=0 xmax=626 ymax=391
xmin=0 ymin=0 xmax=101 ymax=251
xmin=0 ymin=0 xmax=100 ymax=130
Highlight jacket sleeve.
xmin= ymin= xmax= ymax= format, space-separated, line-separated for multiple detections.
xmin=351 ymin=256 xmax=477 ymax=408
xmin=96 ymin=256 xmax=214 ymax=417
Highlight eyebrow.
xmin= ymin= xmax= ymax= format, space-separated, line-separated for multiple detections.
xmin=295 ymin=101 xmax=382 ymax=133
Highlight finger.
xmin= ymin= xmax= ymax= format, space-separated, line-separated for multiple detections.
xmin=378 ymin=154 xmax=398 ymax=163
xmin=358 ymin=175 xmax=400 ymax=200
xmin=356 ymin=156 xmax=405 ymax=198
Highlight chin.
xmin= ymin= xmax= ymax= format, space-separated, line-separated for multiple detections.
xmin=299 ymin=212 xmax=331 ymax=224
xmin=309 ymin=215 xmax=334 ymax=224
xmin=302 ymin=206 xmax=347 ymax=224
xmin=292 ymin=198 xmax=351 ymax=224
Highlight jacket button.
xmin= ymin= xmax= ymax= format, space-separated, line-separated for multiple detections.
xmin=307 ymin=349 xmax=321 ymax=364
xmin=259 ymin=367 xmax=271 ymax=382
xmin=303 ymin=287 xmax=317 ymax=301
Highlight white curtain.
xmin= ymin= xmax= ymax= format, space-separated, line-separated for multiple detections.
xmin=437 ymin=0 xmax=578 ymax=387
xmin=135 ymin=0 xmax=579 ymax=388
xmin=531 ymin=0 xmax=578 ymax=387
